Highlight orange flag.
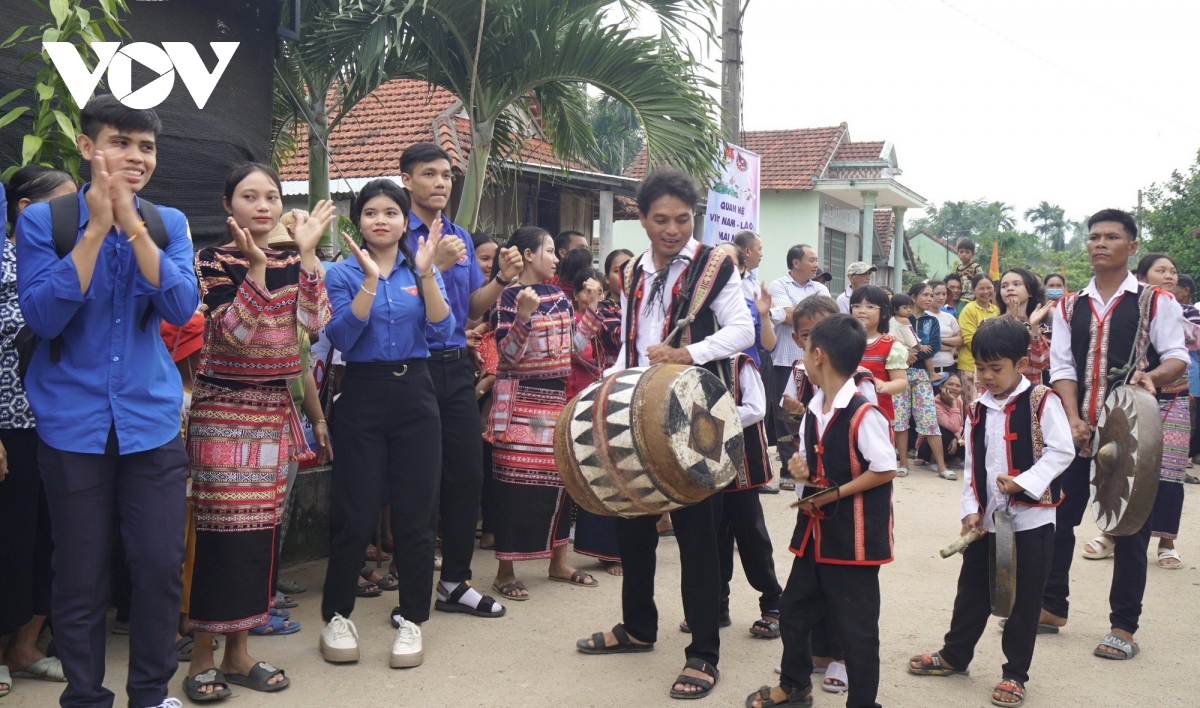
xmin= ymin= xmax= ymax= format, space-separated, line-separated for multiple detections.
xmin=988 ymin=239 xmax=1000 ymax=280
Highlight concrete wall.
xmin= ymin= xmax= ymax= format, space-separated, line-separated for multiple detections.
xmin=910 ymin=232 xmax=957 ymax=280
xmin=757 ymin=190 xmax=821 ymax=284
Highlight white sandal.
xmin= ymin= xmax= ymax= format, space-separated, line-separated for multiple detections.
xmin=1082 ymin=535 xmax=1115 ymax=560
xmin=822 ymin=660 xmax=848 ymax=693
xmin=1158 ymin=547 xmax=1183 ymax=569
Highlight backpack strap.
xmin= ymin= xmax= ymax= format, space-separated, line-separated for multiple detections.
xmin=135 ymin=199 xmax=170 ymax=332
xmin=46 ymin=193 xmax=83 ymax=363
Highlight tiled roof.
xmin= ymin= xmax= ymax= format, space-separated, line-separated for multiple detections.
xmin=832 ymin=141 xmax=885 ymax=162
xmin=874 ymin=209 xmax=896 ymax=260
xmin=280 ymin=79 xmax=589 ymax=182
xmin=625 ymin=124 xmax=849 ymax=191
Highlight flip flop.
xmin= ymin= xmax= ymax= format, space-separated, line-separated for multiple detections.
xmin=248 ymin=615 xmax=301 ymax=636
xmin=548 ymin=570 xmax=599 ymax=587
xmin=176 ymin=635 xmax=195 ymax=662
xmin=492 ymin=580 xmax=529 ymax=601
xmin=269 ymin=608 xmax=291 ymax=620
xmin=10 ymin=657 xmax=66 ymax=682
xmin=821 ymin=661 xmax=848 ymax=693
xmin=273 ymin=593 xmax=298 ymax=609
xmin=275 ymin=579 xmax=307 ymax=594
xmin=224 ymin=661 xmax=290 ymax=692
xmin=183 ymin=668 xmax=231 ymax=702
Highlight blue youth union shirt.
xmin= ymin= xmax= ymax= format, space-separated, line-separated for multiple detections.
xmin=408 ymin=211 xmax=483 ymax=350
xmin=15 ymin=185 xmax=200 ymax=454
xmin=324 ymin=249 xmax=454 ymax=362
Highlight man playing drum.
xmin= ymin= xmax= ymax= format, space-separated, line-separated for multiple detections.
xmin=574 ymin=169 xmax=754 ymax=699
xmin=1044 ymin=209 xmax=1187 ymax=660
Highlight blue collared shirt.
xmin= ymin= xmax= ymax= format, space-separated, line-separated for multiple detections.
xmin=324 ymin=249 xmax=454 ymax=362
xmin=15 ymin=185 xmax=200 ymax=454
xmin=408 ymin=212 xmax=482 ymax=350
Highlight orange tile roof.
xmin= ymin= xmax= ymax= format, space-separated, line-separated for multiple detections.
xmin=874 ymin=209 xmax=896 ymax=258
xmin=280 ymin=79 xmax=589 ymax=183
xmin=626 ymin=124 xmax=849 ymax=191
xmin=832 ymin=141 xmax=885 ymax=162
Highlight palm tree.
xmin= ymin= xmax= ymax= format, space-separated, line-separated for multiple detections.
xmin=587 ymin=94 xmax=644 ymax=176
xmin=1024 ymin=201 xmax=1067 ymax=251
xmin=935 ymin=200 xmax=982 ymax=244
xmin=392 ymin=0 xmax=721 ymax=228
xmin=273 ymin=0 xmax=417 ymax=249
xmin=977 ymin=201 xmax=1016 ymax=232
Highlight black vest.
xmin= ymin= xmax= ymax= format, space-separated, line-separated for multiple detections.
xmin=621 ymin=244 xmax=736 ymax=382
xmin=789 ymin=394 xmax=894 ymax=565
xmin=969 ymin=385 xmax=1063 ymax=509
xmin=1067 ymin=285 xmax=1161 ymax=423
xmin=728 ymin=354 xmax=772 ymax=491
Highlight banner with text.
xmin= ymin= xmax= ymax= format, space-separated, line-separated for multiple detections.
xmin=703 ymin=143 xmax=760 ymax=246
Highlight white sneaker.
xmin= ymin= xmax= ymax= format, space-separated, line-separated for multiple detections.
xmin=434 ymin=555 xmax=443 ymax=570
xmin=147 ymin=700 xmax=183 ymax=708
xmin=390 ymin=617 xmax=424 ymax=668
xmin=320 ymin=613 xmax=360 ymax=663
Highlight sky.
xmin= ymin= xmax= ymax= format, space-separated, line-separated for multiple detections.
xmin=707 ymin=0 xmax=1200 ymax=229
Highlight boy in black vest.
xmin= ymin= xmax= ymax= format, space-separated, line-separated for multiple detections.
xmin=907 ymin=318 xmax=1074 ymax=707
xmin=1042 ymin=209 xmax=1187 ymax=660
xmin=746 ymin=314 xmax=896 ymax=708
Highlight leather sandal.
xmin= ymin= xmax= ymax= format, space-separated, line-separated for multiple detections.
xmin=669 ymin=657 xmax=719 ymax=700
xmin=750 ymin=611 xmax=781 ymax=639
xmin=435 ymin=581 xmax=506 ymax=618
xmin=745 ymin=684 xmax=813 ymax=708
xmin=576 ymin=623 xmax=654 ymax=655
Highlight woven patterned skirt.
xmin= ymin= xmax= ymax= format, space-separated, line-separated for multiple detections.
xmin=490 ymin=378 xmax=571 ymax=561
xmin=1160 ymin=393 xmax=1190 ymax=483
xmin=187 ymin=378 xmax=300 ymax=633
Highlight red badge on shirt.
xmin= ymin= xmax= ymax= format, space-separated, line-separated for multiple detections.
xmin=404 ymin=286 xmax=418 ymax=296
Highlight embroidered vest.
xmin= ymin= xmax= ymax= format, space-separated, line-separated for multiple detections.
xmin=791 ymin=363 xmax=874 ymax=408
xmin=789 ymin=394 xmax=894 ymax=565
xmin=1062 ymin=285 xmax=1161 ymax=425
xmin=621 ymin=244 xmax=735 ymax=381
xmin=969 ymin=385 xmax=1063 ymax=509
xmin=859 ymin=335 xmax=899 ymax=420
xmin=727 ymin=353 xmax=772 ymax=491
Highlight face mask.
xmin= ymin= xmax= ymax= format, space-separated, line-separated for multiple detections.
xmin=1046 ymin=288 xmax=1064 ymax=300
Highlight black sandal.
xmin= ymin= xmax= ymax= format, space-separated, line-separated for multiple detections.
xmin=576 ymin=623 xmax=655 ymax=655
xmin=745 ymin=684 xmax=813 ymax=707
xmin=670 ymin=657 xmax=719 ymax=700
xmin=183 ymin=668 xmax=231 ymax=702
xmin=435 ymin=581 xmax=507 ymax=618
xmin=224 ymin=661 xmax=290 ymax=693
xmin=751 ymin=611 xmax=781 ymax=639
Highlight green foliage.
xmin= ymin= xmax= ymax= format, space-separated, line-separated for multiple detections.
xmin=0 ymin=0 xmax=130 ymax=181
xmin=908 ymin=199 xmax=1015 ymax=245
xmin=586 ymin=94 xmax=643 ymax=175
xmin=1024 ymin=201 xmax=1068 ymax=251
xmin=1140 ymin=149 xmax=1200 ymax=279
xmin=335 ymin=214 xmax=360 ymax=260
xmin=901 ymin=258 xmax=929 ymax=292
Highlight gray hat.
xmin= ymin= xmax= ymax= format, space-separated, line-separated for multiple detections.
xmin=813 ymin=268 xmax=833 ymax=283
xmin=846 ymin=261 xmax=877 ymax=276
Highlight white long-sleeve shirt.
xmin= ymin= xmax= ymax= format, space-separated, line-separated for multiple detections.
xmin=607 ymin=238 xmax=754 ymax=375
xmin=795 ymin=377 xmax=896 ymax=499
xmin=780 ymin=364 xmax=878 ymax=407
xmin=1049 ymin=272 xmax=1188 ymax=389
xmin=737 ymin=361 xmax=766 ymax=428
xmin=768 ymin=275 xmax=830 ymax=367
xmin=960 ymin=377 xmax=1074 ymax=532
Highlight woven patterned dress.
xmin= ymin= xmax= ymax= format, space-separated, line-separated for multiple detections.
xmin=489 ymin=283 xmax=573 ymax=560
xmin=187 ymin=246 xmax=329 ymax=632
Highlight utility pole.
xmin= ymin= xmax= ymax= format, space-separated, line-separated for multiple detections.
xmin=720 ymin=0 xmax=743 ymax=143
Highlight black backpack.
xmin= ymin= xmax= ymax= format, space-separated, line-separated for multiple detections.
xmin=15 ymin=192 xmax=169 ymax=380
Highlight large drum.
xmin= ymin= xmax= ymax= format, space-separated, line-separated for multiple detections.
xmin=554 ymin=365 xmax=744 ymax=518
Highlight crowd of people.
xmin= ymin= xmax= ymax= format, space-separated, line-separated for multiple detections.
xmin=0 ymin=95 xmax=1195 ymax=708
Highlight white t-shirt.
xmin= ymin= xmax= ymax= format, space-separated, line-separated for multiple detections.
xmin=932 ymin=310 xmax=959 ymax=369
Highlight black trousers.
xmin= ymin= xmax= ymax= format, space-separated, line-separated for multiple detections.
xmin=431 ymin=355 xmax=483 ymax=583
xmin=917 ymin=426 xmax=964 ymax=463
xmin=1042 ymin=454 xmax=1152 ymax=633
xmin=760 ymin=348 xmax=777 ymax=446
xmin=39 ymin=431 xmax=188 ymax=708
xmin=772 ymin=365 xmax=797 ymax=477
xmin=718 ymin=489 xmax=781 ymax=615
xmin=1191 ymin=397 xmax=1200 ymax=459
xmin=940 ymin=524 xmax=1054 ymax=684
xmin=322 ymin=361 xmax=441 ymax=624
xmin=614 ymin=493 xmax=723 ymax=667
xmin=0 ymin=428 xmax=52 ymax=634
xmin=779 ymin=552 xmax=882 ymax=708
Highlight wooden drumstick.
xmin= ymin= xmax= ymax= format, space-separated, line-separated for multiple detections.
xmin=939 ymin=528 xmax=983 ymax=558
xmin=662 ymin=315 xmax=696 ymax=348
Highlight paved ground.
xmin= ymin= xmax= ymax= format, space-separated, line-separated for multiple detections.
xmin=8 ymin=466 xmax=1200 ymax=707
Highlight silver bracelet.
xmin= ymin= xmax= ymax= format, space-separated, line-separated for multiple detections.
xmin=360 ymin=283 xmax=377 ymax=296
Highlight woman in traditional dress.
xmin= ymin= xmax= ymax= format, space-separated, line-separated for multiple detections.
xmin=185 ymin=164 xmax=333 ymax=700
xmin=489 ymin=226 xmax=600 ymax=599
xmin=997 ymin=267 xmax=1055 ymax=383
xmin=571 ymin=249 xmax=631 ymax=575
